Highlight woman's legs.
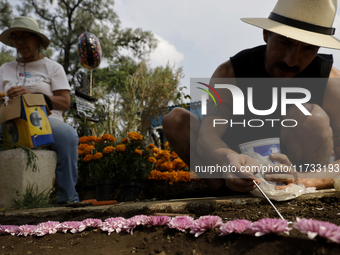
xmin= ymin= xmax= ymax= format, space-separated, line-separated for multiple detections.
xmin=48 ymin=118 xmax=79 ymax=204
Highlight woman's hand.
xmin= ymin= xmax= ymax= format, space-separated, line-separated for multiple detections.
xmin=6 ymin=86 xmax=33 ymax=99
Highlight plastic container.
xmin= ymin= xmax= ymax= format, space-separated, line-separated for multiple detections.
xmin=239 ymin=137 xmax=281 ymax=164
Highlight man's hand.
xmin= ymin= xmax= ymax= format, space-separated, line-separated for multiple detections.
xmin=223 ymin=154 xmax=260 ymax=192
xmin=6 ymin=86 xmax=33 ymax=99
xmin=265 ymin=153 xmax=333 ymax=190
xmin=269 ymin=153 xmax=292 ymax=165
xmin=264 ymin=153 xmax=298 ymax=190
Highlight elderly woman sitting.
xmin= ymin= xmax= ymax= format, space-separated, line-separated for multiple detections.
xmin=0 ymin=16 xmax=79 ymax=205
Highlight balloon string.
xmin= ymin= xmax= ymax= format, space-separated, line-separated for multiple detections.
xmin=90 ymin=70 xmax=93 ymax=96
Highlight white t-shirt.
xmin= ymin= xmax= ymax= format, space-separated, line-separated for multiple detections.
xmin=0 ymin=57 xmax=71 ymax=121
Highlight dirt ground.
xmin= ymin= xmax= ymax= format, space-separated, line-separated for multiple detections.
xmin=2 ymin=189 xmax=340 ymax=254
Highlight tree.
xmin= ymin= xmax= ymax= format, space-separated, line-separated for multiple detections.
xmin=93 ymin=56 xmax=138 ymax=94
xmin=89 ymin=61 xmax=185 ymax=139
xmin=119 ymin=61 xmax=185 ymax=136
xmin=0 ymin=0 xmax=157 ymax=88
xmin=0 ymin=47 xmax=15 ymax=66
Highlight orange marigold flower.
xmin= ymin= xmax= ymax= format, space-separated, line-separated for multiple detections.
xmin=171 ymin=151 xmax=178 ymax=158
xmin=128 ymin=132 xmax=143 ymax=141
xmin=79 ymin=144 xmax=88 ymax=150
xmin=95 ymin=137 xmax=102 ymax=143
xmin=108 ymin=136 xmax=115 ymax=142
xmin=152 ymin=147 xmax=159 ymax=153
xmin=115 ymin=144 xmax=126 ymax=152
xmin=83 ymin=145 xmax=95 ymax=154
xmin=83 ymin=154 xmax=93 ymax=162
xmin=156 ymin=159 xmax=165 ymax=169
xmin=148 ymin=157 xmax=157 ymax=164
xmin=147 ymin=169 xmax=159 ymax=180
xmin=78 ymin=149 xmax=84 ymax=156
xmin=160 ymin=161 xmax=174 ymax=172
xmin=101 ymin=134 xmax=116 ymax=142
xmin=78 ymin=136 xmax=88 ymax=144
xmin=173 ymin=158 xmax=187 ymax=170
xmin=158 ymin=150 xmax=170 ymax=160
xmin=93 ymin=152 xmax=103 ymax=160
xmin=148 ymin=143 xmax=155 ymax=149
xmin=134 ymin=149 xmax=143 ymax=155
xmin=121 ymin=138 xmax=129 ymax=144
xmin=164 ymin=141 xmax=170 ymax=150
xmin=147 ymin=170 xmax=199 ymax=183
xmin=87 ymin=136 xmax=96 ymax=142
xmin=103 ymin=146 xmax=115 ymax=154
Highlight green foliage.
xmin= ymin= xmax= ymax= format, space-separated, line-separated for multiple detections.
xmin=0 ymin=47 xmax=15 ymax=66
xmin=13 ymin=183 xmax=55 ymax=210
xmin=120 ymin=61 xmax=185 ymax=136
xmin=82 ymin=60 xmax=186 ymax=138
xmin=92 ymin=56 xmax=138 ymax=94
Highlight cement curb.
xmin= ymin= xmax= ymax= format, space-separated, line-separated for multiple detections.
xmin=1 ymin=189 xmax=338 ymax=222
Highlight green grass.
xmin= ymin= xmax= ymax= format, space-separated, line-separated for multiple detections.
xmin=12 ymin=183 xmax=56 ymax=210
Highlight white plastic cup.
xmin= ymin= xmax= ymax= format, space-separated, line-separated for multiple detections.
xmin=239 ymin=138 xmax=281 ymax=164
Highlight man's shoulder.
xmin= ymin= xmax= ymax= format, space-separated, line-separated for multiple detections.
xmin=329 ymin=66 xmax=340 ymax=78
xmin=211 ymin=45 xmax=267 ymax=79
xmin=211 ymin=60 xmax=235 ymax=78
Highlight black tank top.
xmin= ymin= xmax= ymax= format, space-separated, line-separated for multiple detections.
xmin=221 ymin=45 xmax=333 ymax=153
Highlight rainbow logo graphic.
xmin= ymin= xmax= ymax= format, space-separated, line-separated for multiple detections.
xmin=196 ymin=82 xmax=222 ymax=115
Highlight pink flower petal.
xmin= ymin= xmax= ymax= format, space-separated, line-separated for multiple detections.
xmin=250 ymin=218 xmax=291 ymax=236
xmin=60 ymin=221 xmax=83 ymax=234
xmin=219 ymin=219 xmax=252 ymax=236
xmin=145 ymin=216 xmax=171 ymax=227
xmin=124 ymin=215 xmax=149 ymax=235
xmin=17 ymin=225 xmax=36 ymax=236
xmin=168 ymin=216 xmax=194 ymax=232
xmin=81 ymin=218 xmax=103 ymax=228
xmin=293 ymin=218 xmax=340 ymax=242
xmin=101 ymin=217 xmax=126 ymax=235
xmin=35 ymin=221 xmax=60 ymax=236
xmin=190 ymin=215 xmax=223 ymax=237
xmin=0 ymin=225 xmax=19 ymax=236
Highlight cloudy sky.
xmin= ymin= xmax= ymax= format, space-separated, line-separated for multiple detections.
xmin=8 ymin=0 xmax=340 ymax=101
xmin=113 ymin=0 xmax=340 ymax=100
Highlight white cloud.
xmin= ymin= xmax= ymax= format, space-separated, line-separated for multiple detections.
xmin=149 ymin=35 xmax=184 ymax=68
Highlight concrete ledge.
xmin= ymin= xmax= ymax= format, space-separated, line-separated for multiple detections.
xmin=0 ymin=148 xmax=57 ymax=208
xmin=1 ymin=189 xmax=338 ymax=222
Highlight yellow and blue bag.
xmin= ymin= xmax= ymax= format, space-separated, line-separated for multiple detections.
xmin=0 ymin=94 xmax=54 ymax=148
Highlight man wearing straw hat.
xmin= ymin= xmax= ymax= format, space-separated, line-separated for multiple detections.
xmin=0 ymin=16 xmax=79 ymax=205
xmin=163 ymin=0 xmax=340 ymax=195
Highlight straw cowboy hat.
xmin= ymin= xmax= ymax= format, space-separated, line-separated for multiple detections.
xmin=242 ymin=0 xmax=340 ymax=50
xmin=0 ymin=16 xmax=50 ymax=49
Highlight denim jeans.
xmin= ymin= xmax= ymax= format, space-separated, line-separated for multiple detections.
xmin=48 ymin=117 xmax=79 ymax=204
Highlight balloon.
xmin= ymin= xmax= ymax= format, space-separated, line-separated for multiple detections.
xmin=78 ymin=32 xmax=102 ymax=70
